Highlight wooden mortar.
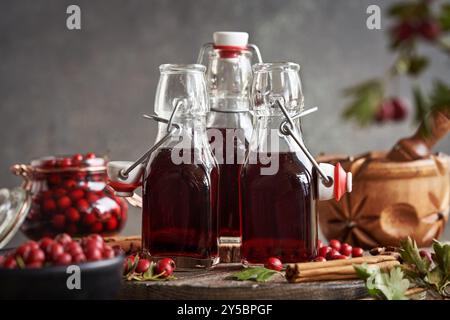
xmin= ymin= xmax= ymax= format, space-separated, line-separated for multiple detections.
xmin=317 ymin=152 xmax=449 ymax=248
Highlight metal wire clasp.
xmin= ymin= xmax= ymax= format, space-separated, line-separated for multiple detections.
xmin=118 ymin=102 xmax=182 ymax=180
xmin=275 ymin=100 xmax=333 ymax=186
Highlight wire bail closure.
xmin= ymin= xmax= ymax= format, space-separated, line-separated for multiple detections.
xmin=275 ymin=99 xmax=333 ymax=186
xmin=118 ymin=101 xmax=183 ymax=180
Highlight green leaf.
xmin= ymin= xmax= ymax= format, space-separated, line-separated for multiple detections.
xmin=388 ymin=1 xmax=428 ymax=20
xmin=412 ymin=86 xmax=432 ymax=137
xmin=142 ymin=261 xmax=156 ymax=279
xmin=407 ymin=56 xmax=429 ymax=76
xmin=432 ymin=240 xmax=450 ymax=276
xmin=439 ymin=4 xmax=450 ymax=31
xmin=394 ymin=55 xmax=429 ymax=76
xmin=429 ymin=81 xmax=450 ymax=112
xmin=400 ymin=237 xmax=430 ymax=275
xmin=426 ymin=266 xmax=444 ymax=291
xmin=356 ymin=264 xmax=410 ymax=300
xmin=342 ymin=79 xmax=384 ymax=126
xmin=353 ymin=263 xmax=379 ymax=280
xmin=231 ymin=267 xmax=279 ymax=282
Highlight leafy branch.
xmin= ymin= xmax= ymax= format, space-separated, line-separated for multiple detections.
xmin=400 ymin=237 xmax=450 ymax=298
xmin=343 ymin=0 xmax=450 ymax=132
xmin=354 ymin=264 xmax=410 ymax=300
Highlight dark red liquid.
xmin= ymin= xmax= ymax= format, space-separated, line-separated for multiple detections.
xmin=142 ymin=148 xmax=219 ymax=260
xmin=239 ymin=152 xmax=317 ymax=263
xmin=209 ymin=128 xmax=249 ymax=238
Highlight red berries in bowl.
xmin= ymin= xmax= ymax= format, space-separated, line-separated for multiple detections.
xmin=19 ymin=153 xmax=128 ymax=239
xmin=0 ymin=233 xmax=120 ymax=269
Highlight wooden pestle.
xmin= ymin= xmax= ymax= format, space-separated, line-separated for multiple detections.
xmin=387 ymin=109 xmax=450 ymax=162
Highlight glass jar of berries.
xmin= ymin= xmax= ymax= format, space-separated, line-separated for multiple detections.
xmin=10 ymin=153 xmax=127 ymax=240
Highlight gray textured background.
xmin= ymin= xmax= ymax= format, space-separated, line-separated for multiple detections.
xmin=1 ymin=0 xmax=449 ymax=246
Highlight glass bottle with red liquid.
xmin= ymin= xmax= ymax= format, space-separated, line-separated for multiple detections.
xmin=143 ymin=64 xmax=219 ymax=268
xmin=197 ymin=32 xmax=262 ymax=243
xmin=240 ymin=62 xmax=352 ymax=264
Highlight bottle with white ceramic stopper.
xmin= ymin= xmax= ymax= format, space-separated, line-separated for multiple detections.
xmin=197 ymin=32 xmax=263 ymax=243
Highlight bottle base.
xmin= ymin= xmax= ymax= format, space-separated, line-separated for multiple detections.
xmin=151 ymin=255 xmax=220 ymax=270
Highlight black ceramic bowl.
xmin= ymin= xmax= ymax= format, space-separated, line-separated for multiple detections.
xmin=0 ymin=253 xmax=124 ymax=299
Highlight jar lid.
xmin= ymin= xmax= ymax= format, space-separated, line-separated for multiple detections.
xmin=0 ymin=188 xmax=31 ymax=249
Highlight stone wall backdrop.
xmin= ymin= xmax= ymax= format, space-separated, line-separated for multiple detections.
xmin=1 ymin=0 xmax=449 ymax=246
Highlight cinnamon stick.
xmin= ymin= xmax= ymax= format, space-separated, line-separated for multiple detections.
xmin=286 ymin=256 xmax=400 ymax=283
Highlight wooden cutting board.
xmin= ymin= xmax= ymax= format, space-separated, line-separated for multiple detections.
xmin=119 ymin=264 xmax=367 ymax=300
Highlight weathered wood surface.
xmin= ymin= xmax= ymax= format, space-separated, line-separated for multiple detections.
xmin=119 ymin=264 xmax=367 ymax=300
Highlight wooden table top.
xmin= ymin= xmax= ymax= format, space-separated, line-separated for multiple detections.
xmin=119 ymin=263 xmax=368 ymax=300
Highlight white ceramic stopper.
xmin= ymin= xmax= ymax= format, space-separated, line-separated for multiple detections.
xmin=213 ymin=31 xmax=249 ymax=47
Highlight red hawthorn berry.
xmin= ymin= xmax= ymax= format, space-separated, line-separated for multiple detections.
xmin=71 ymin=153 xmax=84 ymax=165
xmin=55 ymin=233 xmax=72 ymax=245
xmin=51 ymin=214 xmax=66 ymax=230
xmin=102 ymin=246 xmax=115 ymax=259
xmin=39 ymin=237 xmax=54 ymax=252
xmin=313 ymin=256 xmax=327 ymax=262
xmin=105 ymin=217 xmax=118 ymax=231
xmin=391 ymin=97 xmax=409 ymax=121
xmin=340 ymin=243 xmax=353 ymax=257
xmin=85 ymin=247 xmax=102 ymax=262
xmin=69 ymin=189 xmax=84 ymax=201
xmin=90 ymin=222 xmax=103 ymax=233
xmin=135 ymin=258 xmax=151 ymax=273
xmin=329 ymin=239 xmax=342 ymax=251
xmin=57 ymin=196 xmax=72 ymax=209
xmin=418 ymin=20 xmax=441 ymax=41
xmin=318 ymin=246 xmax=331 ymax=258
xmin=42 ymin=199 xmax=57 ymax=212
xmin=66 ymin=208 xmax=81 ymax=223
xmin=155 ymin=259 xmax=175 ymax=278
xmin=54 ymin=253 xmax=72 ymax=265
xmin=85 ymin=153 xmax=96 ymax=159
xmin=391 ymin=21 xmax=416 ymax=43
xmin=76 ymin=199 xmax=90 ymax=212
xmin=2 ymin=256 xmax=17 ymax=269
xmin=25 ymin=248 xmax=45 ymax=264
xmin=63 ymin=179 xmax=77 ymax=189
xmin=57 ymin=158 xmax=73 ymax=168
xmin=264 ymin=257 xmax=283 ymax=271
xmin=352 ymin=247 xmax=364 ymax=258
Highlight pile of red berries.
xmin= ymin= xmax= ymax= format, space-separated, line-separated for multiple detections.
xmin=123 ymin=255 xmax=176 ymax=279
xmin=375 ymin=97 xmax=409 ymax=123
xmin=0 ymin=233 xmax=118 ymax=269
xmin=314 ymin=239 xmax=364 ymax=262
xmin=22 ymin=153 xmax=127 ymax=239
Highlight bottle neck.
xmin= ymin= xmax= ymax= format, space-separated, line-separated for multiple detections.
xmin=250 ymin=115 xmax=305 ymax=154
xmin=155 ymin=115 xmax=209 ymax=149
xmin=206 ymin=50 xmax=252 ymax=112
